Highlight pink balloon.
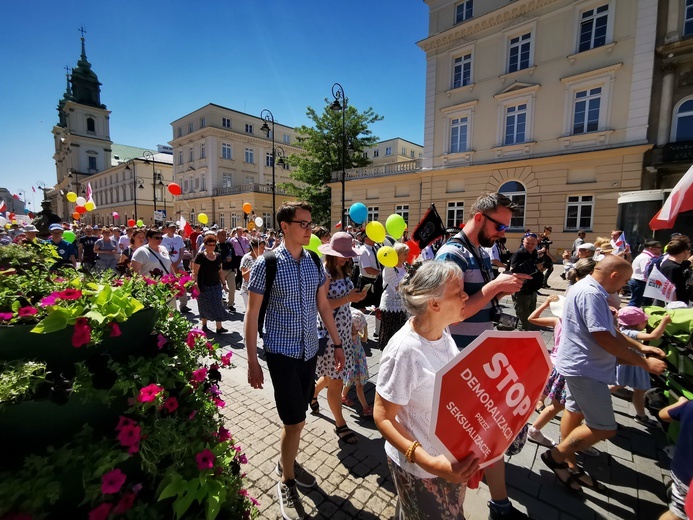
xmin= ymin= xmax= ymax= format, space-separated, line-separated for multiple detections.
xmin=112 ymin=212 xmax=119 ymax=219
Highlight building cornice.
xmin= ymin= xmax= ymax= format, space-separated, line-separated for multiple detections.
xmin=560 ymin=63 xmax=622 ymax=84
xmin=417 ymin=0 xmax=561 ymax=53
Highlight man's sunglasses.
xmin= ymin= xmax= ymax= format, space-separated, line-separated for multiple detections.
xmin=481 ymin=214 xmax=509 ymax=232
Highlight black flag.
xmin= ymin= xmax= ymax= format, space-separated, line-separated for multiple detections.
xmin=411 ymin=204 xmax=446 ymax=250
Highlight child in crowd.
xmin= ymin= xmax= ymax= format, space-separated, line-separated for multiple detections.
xmin=341 ymin=308 xmax=372 ymax=416
xmin=611 ymin=307 xmax=672 ymax=428
xmin=658 ymin=397 xmax=692 ymax=520
xmin=239 ymin=238 xmax=265 ymax=310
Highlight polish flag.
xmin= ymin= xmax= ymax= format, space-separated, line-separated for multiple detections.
xmin=612 ymin=232 xmax=626 ymax=248
xmin=86 ymin=182 xmax=93 ymax=203
xmin=335 ymin=221 xmax=342 ymax=229
xmin=0 ymin=200 xmax=5 ymax=213
xmin=178 ymin=214 xmax=193 ymax=238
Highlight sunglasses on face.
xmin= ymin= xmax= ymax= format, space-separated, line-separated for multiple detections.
xmin=481 ymin=214 xmax=509 ymax=232
xmin=524 ymin=233 xmax=538 ymax=239
xmin=205 ymin=241 xmax=217 ymax=246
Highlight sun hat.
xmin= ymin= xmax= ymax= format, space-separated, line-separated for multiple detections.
xmin=549 ymin=295 xmax=566 ymax=318
xmin=578 ymin=242 xmax=596 ymax=251
xmin=318 ymin=232 xmax=360 ymax=258
xmin=22 ymin=225 xmax=39 ymax=233
xmin=617 ymin=306 xmax=649 ymax=327
xmin=48 ymin=223 xmax=63 ymax=232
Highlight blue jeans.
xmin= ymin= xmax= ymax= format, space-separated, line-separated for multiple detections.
xmin=627 ymin=279 xmax=651 ymax=307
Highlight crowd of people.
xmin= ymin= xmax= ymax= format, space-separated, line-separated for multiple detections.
xmin=3 ymin=196 xmax=691 ymax=520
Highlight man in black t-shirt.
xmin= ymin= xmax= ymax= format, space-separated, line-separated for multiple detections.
xmin=78 ymin=226 xmax=99 ymax=270
xmin=510 ymin=233 xmax=545 ymax=331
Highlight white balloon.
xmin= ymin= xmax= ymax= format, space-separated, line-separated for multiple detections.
xmin=254 ymin=216 xmax=264 ymax=228
xmin=75 ymin=196 xmax=87 ymax=206
xmin=0 ymin=217 xmax=6 ymax=226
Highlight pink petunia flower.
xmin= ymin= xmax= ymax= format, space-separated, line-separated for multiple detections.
xmin=157 ymin=334 xmax=168 ymax=349
xmin=217 ymin=427 xmax=231 ymax=442
xmin=117 ymin=424 xmax=141 ymax=448
xmin=186 ymin=328 xmax=206 ymax=349
xmin=240 ymin=489 xmax=260 ymax=507
xmin=213 ymin=397 xmax=225 ymax=408
xmin=88 ymin=503 xmax=113 ymax=520
xmin=101 ymin=468 xmax=126 ymax=494
xmin=72 ymin=317 xmax=92 ymax=348
xmin=143 ymin=277 xmax=157 ymax=286
xmin=238 ymin=453 xmax=248 ymax=464
xmin=116 ymin=416 xmax=136 ymax=431
xmin=163 ymin=396 xmax=178 ymax=413
xmin=221 ymin=352 xmax=233 ymax=367
xmin=191 ymin=367 xmax=208 ymax=383
xmin=208 ymin=384 xmax=221 ymax=397
xmin=18 ymin=306 xmax=38 ymax=317
xmin=190 ymin=285 xmax=200 ymax=299
xmin=188 ymin=410 xmax=197 ymax=421
xmin=0 ymin=312 xmax=13 ymax=321
xmin=39 ymin=292 xmax=61 ymax=307
xmin=195 ymin=448 xmax=216 ymax=471
xmin=113 ymin=491 xmax=136 ymax=514
xmin=137 ymin=384 xmax=163 ymax=403
xmin=58 ymin=288 xmax=82 ymax=300
xmin=109 ymin=322 xmax=121 ymax=337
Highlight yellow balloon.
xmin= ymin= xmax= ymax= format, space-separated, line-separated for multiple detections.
xmin=247 ymin=221 xmax=256 ymax=231
xmin=377 ymin=246 xmax=399 ymax=268
xmin=66 ymin=192 xmax=77 ymax=203
xmin=85 ymin=201 xmax=96 ymax=211
xmin=365 ymin=221 xmax=386 ymax=243
xmin=198 ymin=213 xmax=208 ymax=225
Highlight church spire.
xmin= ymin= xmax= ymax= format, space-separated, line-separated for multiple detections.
xmin=69 ymin=26 xmax=104 ymax=109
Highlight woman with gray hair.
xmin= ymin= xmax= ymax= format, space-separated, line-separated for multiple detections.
xmin=378 ymin=242 xmax=410 ymax=349
xmin=374 ymin=261 xmax=479 ymax=518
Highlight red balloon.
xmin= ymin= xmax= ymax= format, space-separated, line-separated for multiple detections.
xmin=75 ymin=206 xmax=87 ymax=214
xmin=405 ymin=240 xmax=421 ymax=264
xmin=168 ymin=182 xmax=182 ymax=196
xmin=128 ymin=219 xmax=136 ymax=227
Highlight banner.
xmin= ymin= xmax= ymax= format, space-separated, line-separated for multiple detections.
xmin=411 ymin=204 xmax=446 ymax=250
xmin=644 ymin=265 xmax=677 ymax=302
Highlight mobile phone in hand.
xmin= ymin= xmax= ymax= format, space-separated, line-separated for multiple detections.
xmin=360 ymin=283 xmax=373 ymax=293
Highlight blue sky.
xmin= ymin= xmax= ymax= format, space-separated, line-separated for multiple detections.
xmin=0 ymin=0 xmax=428 ymax=209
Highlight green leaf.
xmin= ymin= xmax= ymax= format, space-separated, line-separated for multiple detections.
xmin=84 ymin=310 xmax=106 ymax=324
xmin=32 ymin=308 xmax=71 ymax=333
xmin=173 ymin=482 xmax=198 ymax=519
xmin=205 ymin=493 xmax=221 ymax=520
xmin=158 ymin=476 xmax=185 ymax=501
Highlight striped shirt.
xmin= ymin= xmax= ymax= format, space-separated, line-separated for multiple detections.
xmin=248 ymin=244 xmax=326 ymax=360
xmin=435 ymin=233 xmax=494 ymax=349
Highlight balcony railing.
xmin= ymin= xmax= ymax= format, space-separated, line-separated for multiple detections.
xmin=662 ymin=140 xmax=693 ymax=163
xmin=178 ymin=183 xmax=291 ymax=199
xmin=330 ymin=159 xmax=422 ymax=182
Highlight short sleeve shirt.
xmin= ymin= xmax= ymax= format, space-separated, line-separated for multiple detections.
xmin=554 ymin=275 xmax=618 ymax=384
xmin=161 ymin=234 xmax=186 ymax=264
xmin=131 ymin=245 xmax=172 ymax=277
xmin=248 ymin=245 xmax=326 ymax=359
xmin=669 ymin=400 xmax=693 ymax=483
xmin=239 ymin=252 xmax=256 ymax=294
xmin=359 ymin=245 xmax=379 ymax=279
xmin=377 ymin=320 xmax=459 ymax=479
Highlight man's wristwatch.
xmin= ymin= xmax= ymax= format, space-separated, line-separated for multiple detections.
xmin=333 ymin=343 xmax=343 ymax=349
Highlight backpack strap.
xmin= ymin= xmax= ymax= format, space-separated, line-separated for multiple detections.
xmin=258 ymin=251 xmax=277 ymax=339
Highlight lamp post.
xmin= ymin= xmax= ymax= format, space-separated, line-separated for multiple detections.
xmin=330 ymin=83 xmax=348 ymax=228
xmin=260 ymin=109 xmax=278 ymax=229
xmin=36 ymin=181 xmax=48 ymax=201
xmin=67 ymin=168 xmax=86 ymax=195
xmin=143 ymin=151 xmax=164 ymax=223
xmin=124 ymin=159 xmax=144 ymax=221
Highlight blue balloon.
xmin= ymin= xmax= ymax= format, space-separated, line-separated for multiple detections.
xmin=24 ymin=208 xmax=30 ymax=214
xmin=349 ymin=202 xmax=368 ymax=225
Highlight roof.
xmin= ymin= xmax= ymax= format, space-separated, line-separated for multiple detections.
xmin=110 ymin=144 xmax=173 ymax=166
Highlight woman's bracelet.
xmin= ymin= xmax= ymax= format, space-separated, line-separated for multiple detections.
xmin=405 ymin=440 xmax=421 ymax=463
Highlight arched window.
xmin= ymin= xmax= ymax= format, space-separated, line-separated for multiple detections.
xmin=674 ymin=99 xmax=693 ymax=142
xmin=86 ymin=117 xmax=95 ymax=132
xmin=499 ymin=181 xmax=526 ymax=230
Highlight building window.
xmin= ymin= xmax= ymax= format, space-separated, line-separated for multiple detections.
xmin=565 ymin=195 xmax=594 ymax=230
xmin=244 ymin=148 xmax=254 ymax=163
xmin=447 ymin=202 xmax=464 ymax=229
xmin=504 ymin=103 xmax=528 ymax=145
xmin=455 ymin=0 xmax=473 ymax=24
xmin=201 ymin=175 xmax=206 ymax=191
xmin=245 ymin=175 xmax=254 ymax=185
xmin=183 ymin=179 xmax=189 ymax=193
xmin=231 ymin=213 xmax=238 ymax=228
xmin=266 ymin=152 xmax=273 ymax=167
xmin=395 ymin=204 xmax=409 ymax=224
xmin=578 ymin=4 xmax=609 ymax=53
xmin=385 ymin=147 xmax=392 ymax=156
xmin=245 ymin=124 xmax=253 ymax=134
xmin=373 ymin=149 xmax=379 ymax=158
xmin=367 ymin=206 xmax=379 ymax=222
xmin=263 ymin=212 xmax=271 ymax=229
xmin=452 ymin=53 xmax=472 ymax=89
xmin=178 ymin=151 xmax=182 ymax=165
xmin=200 ymin=117 xmax=206 ymax=128
xmin=572 ymin=87 xmax=601 ymax=134
xmin=450 ymin=116 xmax=469 ymax=153
xmin=222 ymin=117 xmax=231 ymax=128
xmin=499 ymin=181 xmax=526 ymax=230
xmin=190 ymin=211 xmax=195 ymax=223
xmin=674 ymin=99 xmax=693 ymax=141
xmin=194 ymin=178 xmax=199 ymax=190
xmin=401 ymin=147 xmax=406 ymax=156
xmin=508 ymin=32 xmax=532 ymax=73
xmin=88 ymin=156 xmax=97 ymax=171
xmin=219 ymin=213 xmax=225 ymax=229
xmin=222 ymin=172 xmax=232 ymax=188
xmin=200 ymin=143 xmax=206 ymax=159
xmin=177 ymin=127 xmax=182 ymax=137
xmin=188 ymin=122 xmax=194 ymax=133
xmin=685 ymin=0 xmax=693 ymax=35
xmin=222 ymin=142 xmax=232 ymax=160
xmin=86 ymin=117 xmax=95 ymax=133
xmin=188 ymin=148 xmax=193 ymax=162
xmin=283 ymin=134 xmax=290 ymax=144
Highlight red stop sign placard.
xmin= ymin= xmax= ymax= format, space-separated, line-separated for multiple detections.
xmin=430 ymin=331 xmax=551 ymax=469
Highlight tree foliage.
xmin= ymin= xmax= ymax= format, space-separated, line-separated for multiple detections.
xmin=281 ymin=102 xmax=382 ymax=226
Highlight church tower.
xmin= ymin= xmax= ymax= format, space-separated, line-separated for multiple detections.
xmin=53 ymin=28 xmax=113 ymax=217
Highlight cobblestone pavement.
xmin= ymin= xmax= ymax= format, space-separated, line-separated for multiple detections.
xmin=187 ymin=268 xmax=674 ymax=519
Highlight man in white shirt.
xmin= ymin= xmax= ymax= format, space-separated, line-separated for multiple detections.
xmin=162 ymin=222 xmax=190 ymax=312
xmin=118 ymin=227 xmax=132 ymax=252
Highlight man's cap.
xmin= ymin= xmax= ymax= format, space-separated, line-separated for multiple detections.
xmin=165 ymin=221 xmax=177 ymax=228
xmin=578 ymin=242 xmax=596 ymax=251
xmin=644 ymin=240 xmax=661 ymax=248
xmin=22 ymin=225 xmax=39 ymax=233
xmin=49 ymin=223 xmax=63 ymax=232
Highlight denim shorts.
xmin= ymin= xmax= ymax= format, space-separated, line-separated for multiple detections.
xmin=564 ymin=375 xmax=617 ymax=431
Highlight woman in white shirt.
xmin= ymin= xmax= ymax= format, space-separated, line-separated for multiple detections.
xmin=374 ymin=261 xmax=479 ymax=519
xmin=378 ymin=242 xmax=409 ymax=349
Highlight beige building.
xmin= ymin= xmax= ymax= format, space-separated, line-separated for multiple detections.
xmin=170 ymin=104 xmax=302 ymax=230
xmin=330 ymin=0 xmax=657 ymax=254
xmin=364 ymin=138 xmax=423 ymax=165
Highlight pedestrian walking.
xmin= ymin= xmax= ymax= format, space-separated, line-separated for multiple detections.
xmin=192 ymin=234 xmax=230 ymax=334
xmin=378 ymin=242 xmax=409 ymax=349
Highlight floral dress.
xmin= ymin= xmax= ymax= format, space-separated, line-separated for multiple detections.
xmin=316 ymin=275 xmax=355 ymax=382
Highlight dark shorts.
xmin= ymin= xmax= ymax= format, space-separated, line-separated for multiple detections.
xmin=265 ymin=352 xmax=317 ymax=426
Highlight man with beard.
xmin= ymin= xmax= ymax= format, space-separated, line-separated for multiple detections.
xmin=435 ymin=192 xmax=531 ymax=520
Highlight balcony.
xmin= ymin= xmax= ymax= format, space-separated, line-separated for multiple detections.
xmin=330 ymin=159 xmax=422 ymax=182
xmin=214 ymin=183 xmax=291 ymax=197
xmin=662 ymin=140 xmax=693 ymax=163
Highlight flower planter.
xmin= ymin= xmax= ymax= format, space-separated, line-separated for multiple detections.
xmin=0 ymin=307 xmax=159 ymax=366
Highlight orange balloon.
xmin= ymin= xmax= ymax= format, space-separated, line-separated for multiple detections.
xmin=72 ymin=212 xmax=81 ymax=220
xmin=242 ymin=203 xmax=252 ymax=214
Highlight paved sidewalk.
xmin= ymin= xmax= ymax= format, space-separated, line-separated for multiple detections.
xmin=188 ymin=267 xmax=674 ymax=519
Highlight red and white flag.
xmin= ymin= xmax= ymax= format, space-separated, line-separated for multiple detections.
xmin=86 ymin=183 xmax=93 ymax=203
xmin=335 ymin=221 xmax=342 ymax=229
xmin=650 ymin=164 xmax=693 ymax=230
xmin=644 ymin=264 xmax=677 ymax=302
xmin=612 ymin=231 xmax=626 ymax=248
xmin=0 ymin=200 xmax=6 ymax=213
xmin=178 ymin=214 xmax=193 ymax=238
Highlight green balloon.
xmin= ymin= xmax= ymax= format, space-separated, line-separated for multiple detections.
xmin=304 ymin=234 xmax=323 ymax=257
xmin=136 ymin=219 xmax=144 ymax=227
xmin=386 ymin=214 xmax=406 ymax=240
xmin=63 ymin=230 xmax=76 ymax=243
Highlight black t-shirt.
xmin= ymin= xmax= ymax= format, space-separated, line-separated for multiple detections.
xmin=79 ymin=235 xmax=99 ymax=261
xmin=660 ymin=258 xmax=692 ymax=303
xmin=510 ymin=247 xmax=544 ymax=294
xmin=217 ymin=242 xmax=233 ymax=271
xmin=194 ymin=252 xmax=222 ymax=287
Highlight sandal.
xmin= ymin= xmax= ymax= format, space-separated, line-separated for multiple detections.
xmin=335 ymin=425 xmax=358 ymax=445
xmin=569 ymin=468 xmax=606 ymax=492
xmin=309 ymin=397 xmax=319 ymax=414
xmin=341 ymin=396 xmax=355 ymax=407
xmin=361 ymin=407 xmax=373 ymax=417
xmin=541 ymin=450 xmax=583 ymax=493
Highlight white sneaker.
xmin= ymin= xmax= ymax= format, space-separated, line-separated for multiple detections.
xmin=276 ymin=460 xmax=316 ymax=489
xmin=527 ymin=428 xmax=557 ymax=448
xmin=277 ymin=481 xmax=305 ymax=520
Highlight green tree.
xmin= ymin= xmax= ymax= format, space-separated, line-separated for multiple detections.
xmin=281 ymin=102 xmax=382 ymax=226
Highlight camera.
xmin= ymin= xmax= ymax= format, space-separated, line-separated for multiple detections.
xmin=491 ymin=306 xmax=519 ymax=330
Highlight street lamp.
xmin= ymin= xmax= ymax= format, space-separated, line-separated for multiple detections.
xmin=67 ymin=168 xmax=87 ymax=195
xmin=143 ymin=151 xmax=164 ymax=224
xmin=260 ymin=109 xmax=278 ymax=229
xmin=36 ymin=181 xmax=48 ymax=201
xmin=124 ymin=159 xmax=145 ymax=221
xmin=330 ymin=83 xmax=348 ymax=228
